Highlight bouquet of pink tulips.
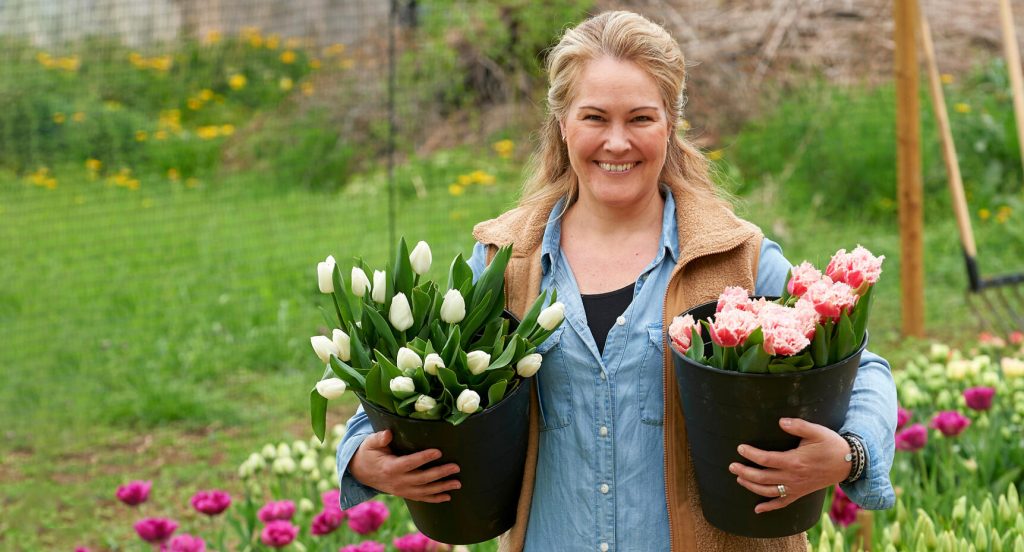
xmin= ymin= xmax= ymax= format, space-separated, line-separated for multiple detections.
xmin=669 ymin=246 xmax=884 ymax=373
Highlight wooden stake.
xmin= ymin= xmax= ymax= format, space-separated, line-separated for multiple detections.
xmin=895 ymin=0 xmax=926 ymax=338
xmin=998 ymin=0 xmax=1024 ymax=181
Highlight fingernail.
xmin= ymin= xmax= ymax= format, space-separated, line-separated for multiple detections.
xmin=728 ymin=463 xmax=738 ymax=473
xmin=737 ymin=445 xmax=745 ymax=454
xmin=780 ymin=418 xmax=793 ymax=426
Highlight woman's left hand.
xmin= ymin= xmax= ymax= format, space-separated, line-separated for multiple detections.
xmin=729 ymin=417 xmax=851 ymax=514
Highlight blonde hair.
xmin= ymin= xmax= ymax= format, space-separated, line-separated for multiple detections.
xmin=519 ymin=10 xmax=731 ymax=212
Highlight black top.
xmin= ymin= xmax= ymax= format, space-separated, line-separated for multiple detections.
xmin=581 ymin=281 xmax=636 ymax=354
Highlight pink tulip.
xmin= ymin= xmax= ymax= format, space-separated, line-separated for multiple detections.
xmin=133 ymin=517 xmax=178 ymax=544
xmin=116 ymin=480 xmax=152 ymax=507
xmin=341 ymin=542 xmax=386 ymax=552
xmin=978 ymin=331 xmax=1004 ymax=347
xmin=168 ymin=534 xmax=206 ymax=552
xmin=394 ymin=532 xmax=448 ymax=552
xmin=825 ymin=246 xmax=884 ymax=292
xmin=190 ymin=490 xmax=231 ymax=516
xmin=258 ymin=500 xmax=296 ymax=523
xmin=347 ymin=500 xmax=390 ymax=534
xmin=897 ymin=407 xmax=912 ymax=430
xmin=668 ymin=314 xmax=701 ymax=354
xmin=260 ymin=520 xmax=298 ymax=548
xmin=802 ymin=278 xmax=858 ymax=320
xmin=311 ymin=508 xmax=345 ymax=536
xmin=787 ymin=261 xmax=823 ymax=297
xmin=828 ymin=485 xmax=861 ymax=527
xmin=321 ymin=489 xmax=342 ymax=510
xmin=930 ymin=411 xmax=971 ymax=437
xmin=758 ymin=304 xmax=810 ymax=356
xmin=708 ymin=308 xmax=758 ymax=348
xmin=74 ymin=548 xmax=92 ymax=552
xmin=1010 ymin=331 xmax=1023 ymax=345
xmin=895 ymin=424 xmax=927 ymax=452
xmin=716 ymin=286 xmax=751 ymax=313
xmin=792 ymin=299 xmax=821 ymax=339
xmin=963 ymin=387 xmax=996 ymax=411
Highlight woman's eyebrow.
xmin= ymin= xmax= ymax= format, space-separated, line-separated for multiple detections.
xmin=577 ymin=105 xmax=660 ymax=113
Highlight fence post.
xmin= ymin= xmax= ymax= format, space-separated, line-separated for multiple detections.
xmin=856 ymin=509 xmax=874 ymax=550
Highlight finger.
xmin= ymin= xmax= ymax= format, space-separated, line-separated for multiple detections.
xmin=779 ymin=418 xmax=828 ymax=439
xmin=408 ymin=462 xmax=461 ymax=486
xmin=728 ymin=462 xmax=783 ymax=485
xmin=366 ymin=430 xmax=392 ymax=449
xmin=735 ymin=476 xmax=789 ymax=499
xmin=392 ymin=448 xmax=444 ymax=473
xmin=737 ymin=444 xmax=786 ymax=468
xmin=404 ymin=490 xmax=453 ymax=504
xmin=410 ymin=478 xmax=462 ymax=498
xmin=754 ymin=497 xmax=794 ymax=514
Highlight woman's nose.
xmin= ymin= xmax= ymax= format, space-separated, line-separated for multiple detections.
xmin=603 ymin=124 xmax=631 ymax=153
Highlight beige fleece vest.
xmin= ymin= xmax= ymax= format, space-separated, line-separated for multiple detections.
xmin=472 ymin=183 xmax=807 ymax=552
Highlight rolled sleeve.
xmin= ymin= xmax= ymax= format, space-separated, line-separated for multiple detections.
xmin=467 ymin=241 xmax=489 ymax=281
xmin=838 ymin=350 xmax=898 ymax=509
xmin=335 ymin=404 xmax=380 ymax=508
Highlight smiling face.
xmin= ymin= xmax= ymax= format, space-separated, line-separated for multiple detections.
xmin=560 ymin=56 xmax=670 ymax=209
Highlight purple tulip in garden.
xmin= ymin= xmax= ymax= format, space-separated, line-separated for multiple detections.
xmin=963 ymin=386 xmax=996 ymax=411
xmin=896 ymin=406 xmax=912 ymax=430
xmin=167 ymin=534 xmax=206 ymax=552
xmin=895 ymin=423 xmax=928 ymax=451
xmin=341 ymin=542 xmax=386 ymax=552
xmin=347 ymin=500 xmax=390 ymax=534
xmin=930 ymin=411 xmax=971 ymax=437
xmin=260 ymin=520 xmax=298 ymax=548
xmin=115 ymin=480 xmax=152 ymax=506
xmin=190 ymin=490 xmax=231 ymax=516
xmin=133 ymin=517 xmax=178 ymax=544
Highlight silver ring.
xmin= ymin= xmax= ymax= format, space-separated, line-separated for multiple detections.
xmin=777 ymin=484 xmax=787 ymax=498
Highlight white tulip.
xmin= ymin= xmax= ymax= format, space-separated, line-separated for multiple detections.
xmin=456 ymin=389 xmax=481 ymax=414
xmin=466 ymin=350 xmax=491 ymax=375
xmin=390 ymin=292 xmax=414 ymax=332
xmin=424 ymin=353 xmax=445 ymax=376
xmin=248 ymin=452 xmax=266 ymax=470
xmin=397 ymin=347 xmax=423 ymax=371
xmin=322 ymin=456 xmax=335 ymax=474
xmin=317 ymin=479 xmax=331 ymax=493
xmin=299 ymin=498 xmax=315 ymax=512
xmin=389 ymin=376 xmax=416 ymax=398
xmin=315 ymin=378 xmax=347 ymax=400
xmin=317 ymin=255 xmax=336 ymax=293
xmin=300 ymin=455 xmax=317 ymax=472
xmin=351 ymin=267 xmax=371 ymax=297
xmin=372 ymin=270 xmax=387 ymax=303
xmin=277 ymin=443 xmax=292 ymax=458
xmin=537 ymin=302 xmax=566 ymax=331
xmin=311 ymin=335 xmax=340 ymax=364
xmin=409 ymin=241 xmax=432 ymax=275
xmin=516 ymin=353 xmax=543 ymax=378
xmin=415 ymin=394 xmax=437 ymax=412
xmin=292 ymin=440 xmax=308 ymax=455
xmin=440 ymin=289 xmax=466 ymax=324
xmin=273 ymin=456 xmax=296 ymax=474
xmin=332 ymin=329 xmax=351 ymax=362
xmin=261 ymin=444 xmax=277 ymax=459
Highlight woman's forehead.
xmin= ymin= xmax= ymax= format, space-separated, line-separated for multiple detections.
xmin=569 ymin=57 xmax=663 ymax=109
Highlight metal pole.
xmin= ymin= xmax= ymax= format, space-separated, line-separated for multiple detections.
xmin=387 ymin=0 xmax=398 ymax=260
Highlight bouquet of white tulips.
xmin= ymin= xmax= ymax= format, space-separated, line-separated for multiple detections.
xmin=309 ymin=238 xmax=564 ymax=441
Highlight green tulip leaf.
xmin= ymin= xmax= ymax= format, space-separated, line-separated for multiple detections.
xmin=834 ymin=312 xmax=856 ymax=362
xmin=329 ymin=356 xmax=367 ymax=392
xmin=811 ymin=322 xmax=829 ymax=367
xmin=331 ymin=263 xmax=355 ymax=327
xmin=364 ymin=364 xmax=394 ymax=413
xmin=473 ymin=318 xmax=502 ymax=355
xmin=429 ymin=320 xmax=446 ymax=352
xmin=411 ymin=287 xmax=432 ymax=336
xmin=363 ymin=305 xmax=398 ymax=357
xmin=743 ymin=327 xmax=764 ymax=348
xmin=410 ymin=404 xmax=444 ymax=420
xmin=310 ymin=388 xmax=328 ymax=442
xmin=851 ymin=285 xmax=873 ymax=346
xmin=446 ymin=411 xmax=472 ymax=426
xmin=393 ymin=237 xmax=414 ymax=299
xmin=473 ymin=368 xmax=513 ymax=393
xmin=413 ymin=366 xmax=431 ymax=394
xmin=460 ymin=288 xmax=494 ymax=348
xmin=373 ymin=349 xmax=404 ymax=380
xmin=513 ymin=289 xmax=548 ymax=340
xmin=436 ymin=366 xmax=468 ymax=396
xmin=486 ymin=334 xmax=521 ymax=371
xmin=447 ymin=253 xmax=474 ymax=292
xmin=738 ymin=343 xmax=771 ymax=373
xmin=470 ymin=244 xmax=512 ymax=315
xmin=441 ymin=325 xmax=462 ymax=367
xmin=487 ymin=380 xmax=508 ymax=408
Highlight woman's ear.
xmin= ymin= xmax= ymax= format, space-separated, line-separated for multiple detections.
xmin=559 ymin=120 xmax=567 ymax=142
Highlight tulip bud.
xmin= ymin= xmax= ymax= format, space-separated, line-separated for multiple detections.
xmin=397 ymin=347 xmax=423 ymax=371
xmin=317 ymin=255 xmax=336 ymax=293
xmin=299 ymin=456 xmax=317 ymax=472
xmin=261 ymin=444 xmax=277 ymax=459
xmin=423 ymin=353 xmax=445 ymax=376
xmin=409 ymin=241 xmax=432 ymax=275
xmin=315 ymin=378 xmax=347 ymax=400
xmin=299 ymin=498 xmax=315 ymax=513
xmin=467 ymin=350 xmax=491 ymax=375
xmin=440 ymin=289 xmax=466 ymax=324
xmin=415 ymin=394 xmax=437 ymax=412
xmin=456 ymin=389 xmax=481 ymax=414
xmin=516 ymin=353 xmax=543 ymax=377
xmin=952 ymin=496 xmax=967 ymax=522
xmin=389 ymin=376 xmax=416 ymax=399
xmin=277 ymin=443 xmax=292 ymax=458
xmin=389 ymin=292 xmax=414 ymax=332
xmin=273 ymin=456 xmax=296 ymax=474
xmin=317 ymin=479 xmax=331 ymax=493
xmin=331 ymin=329 xmax=351 ymax=362
xmin=372 ymin=270 xmax=386 ymax=303
xmin=311 ymin=335 xmax=340 ymax=364
xmin=537 ymin=302 xmax=565 ymax=331
xmin=351 ymin=267 xmax=371 ymax=297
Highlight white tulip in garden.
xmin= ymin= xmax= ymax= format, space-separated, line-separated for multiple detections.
xmin=456 ymin=389 xmax=481 ymax=414
xmin=351 ymin=267 xmax=371 ymax=297
xmin=317 ymin=255 xmax=336 ymax=293
xmin=415 ymin=394 xmax=437 ymax=413
xmin=371 ymin=270 xmax=386 ymax=303
xmin=409 ymin=241 xmax=432 ymax=275
xmin=537 ymin=302 xmax=566 ymax=331
xmin=310 ymin=335 xmax=340 ymax=364
xmin=440 ymin=289 xmax=466 ymax=324
xmin=466 ymin=350 xmax=491 ymax=375
xmin=389 ymin=376 xmax=416 ymax=399
xmin=332 ymin=329 xmax=351 ymax=362
xmin=389 ymin=292 xmax=414 ymax=332
xmin=423 ymin=353 xmax=445 ymax=376
xmin=315 ymin=378 xmax=347 ymax=399
xmin=397 ymin=347 xmax=423 ymax=371
xmin=516 ymin=353 xmax=543 ymax=378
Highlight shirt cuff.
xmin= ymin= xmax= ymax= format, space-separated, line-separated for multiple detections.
xmin=837 ymin=428 xmax=896 ymax=510
xmin=336 ymin=431 xmax=380 ymax=508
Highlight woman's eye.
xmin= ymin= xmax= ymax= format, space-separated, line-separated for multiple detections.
xmin=584 ymin=114 xmax=603 ymax=121
xmin=633 ymin=115 xmax=652 ymax=122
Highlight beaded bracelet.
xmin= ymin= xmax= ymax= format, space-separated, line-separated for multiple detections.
xmin=840 ymin=433 xmax=866 ymax=484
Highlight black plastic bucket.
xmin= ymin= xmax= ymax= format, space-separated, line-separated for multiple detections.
xmin=671 ymin=298 xmax=865 ymax=538
xmin=358 ymin=365 xmax=530 ymax=544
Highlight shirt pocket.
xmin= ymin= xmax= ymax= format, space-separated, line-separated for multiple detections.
xmin=639 ymin=322 xmax=666 ymax=426
xmin=534 ymin=326 xmax=573 ymax=431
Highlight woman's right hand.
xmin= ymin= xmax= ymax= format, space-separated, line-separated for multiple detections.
xmin=348 ymin=430 xmax=462 ymax=503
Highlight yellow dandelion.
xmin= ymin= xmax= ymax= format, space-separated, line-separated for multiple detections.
xmin=104 ymin=100 xmax=123 ymax=111
xmin=36 ymin=52 xmax=53 ymax=66
xmin=150 ymin=56 xmax=172 ymax=72
xmin=186 ymin=177 xmax=200 ymax=188
xmin=141 ymin=198 xmax=155 ymax=208
xmin=280 ymin=50 xmax=296 ymax=64
xmin=301 ymin=82 xmax=315 ymax=96
xmin=707 ymin=149 xmax=724 ymax=161
xmin=135 ymin=130 xmax=148 ymax=142
xmin=126 ymin=179 xmax=140 ymax=191
xmin=154 ymin=129 xmax=168 ymax=141
xmin=228 ymin=74 xmax=247 ymax=90
xmin=220 ymin=124 xmax=235 ymax=136
xmin=266 ymin=34 xmax=280 ymax=50
xmin=340 ymin=59 xmax=354 ymax=70
xmin=954 ymin=103 xmax=971 ymax=114
xmin=448 ymin=184 xmax=465 ymax=196
xmin=492 ymin=139 xmax=514 ymax=159
xmin=469 ymin=170 xmax=488 ymax=183
xmin=72 ymin=111 xmax=86 ymax=123
xmin=196 ymin=126 xmax=220 ymax=140
xmin=187 ymin=98 xmax=203 ymax=110
xmin=58 ymin=56 xmax=80 ymax=72
xmin=279 ymin=77 xmax=294 ymax=91
xmin=53 ymin=112 xmax=66 ymax=124
xmin=941 ymin=73 xmax=955 ymax=85
xmin=85 ymin=158 xmax=102 ymax=172
xmin=44 ymin=177 xmax=58 ymax=189
xmin=167 ymin=168 xmax=180 ymax=181
xmin=457 ymin=174 xmax=473 ymax=186
xmin=309 ymin=58 xmax=322 ymax=70
xmin=247 ymin=32 xmax=263 ymax=48
xmin=449 ymin=210 xmax=466 ymax=221
xmin=996 ymin=206 xmax=1011 ymax=224
xmin=979 ymin=208 xmax=991 ymax=220
xmin=129 ymin=52 xmax=145 ymax=67
xmin=203 ymin=30 xmax=222 ymax=45
xmin=199 ymin=89 xmax=214 ymax=101
xmin=285 ymin=37 xmax=304 ymax=49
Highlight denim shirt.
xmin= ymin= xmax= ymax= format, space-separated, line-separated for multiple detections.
xmin=335 ymin=193 xmax=897 ymax=551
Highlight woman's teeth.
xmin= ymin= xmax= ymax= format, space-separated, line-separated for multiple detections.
xmin=597 ymin=162 xmax=637 ymax=172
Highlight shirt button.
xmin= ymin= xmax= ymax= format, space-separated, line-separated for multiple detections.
xmin=615 ymin=315 xmax=626 ymax=326
xmin=599 ymin=483 xmax=610 ymax=494
xmin=599 ymin=426 xmax=608 ymax=437
xmin=600 ymin=544 xmax=609 ymax=552
xmin=599 ymin=371 xmax=607 ymax=380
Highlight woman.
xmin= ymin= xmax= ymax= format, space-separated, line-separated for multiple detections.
xmin=337 ymin=11 xmax=896 ymax=551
